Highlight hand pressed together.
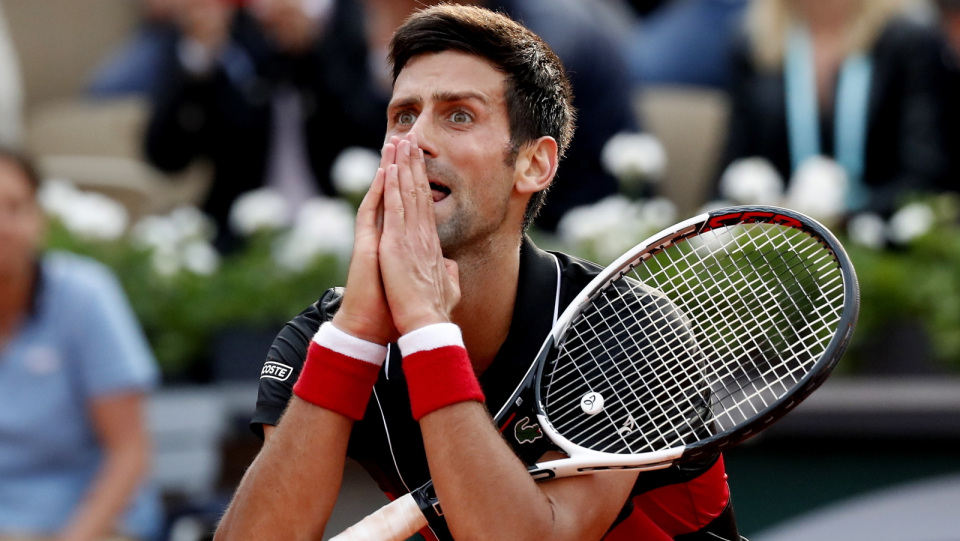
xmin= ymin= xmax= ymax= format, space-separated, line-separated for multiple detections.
xmin=331 ymin=139 xmax=399 ymax=345
xmin=334 ymin=133 xmax=460 ymax=343
xmin=378 ymin=134 xmax=461 ymax=335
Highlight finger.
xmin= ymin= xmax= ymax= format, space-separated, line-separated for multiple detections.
xmin=443 ymin=258 xmax=461 ymax=308
xmin=382 ymin=164 xmax=404 ymax=236
xmin=380 ymin=141 xmax=397 ymax=172
xmin=356 ymin=167 xmax=386 ymax=239
xmin=396 ymin=138 xmax=419 ymax=231
xmin=408 ymin=134 xmax=436 ymax=236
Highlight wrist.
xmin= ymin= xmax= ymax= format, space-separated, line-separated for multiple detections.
xmin=293 ymin=323 xmax=387 ymax=420
xmin=399 ymin=323 xmax=485 ymax=421
xmin=332 ymin=312 xmax=391 ymax=346
xmin=396 ymin=310 xmax=451 ymax=336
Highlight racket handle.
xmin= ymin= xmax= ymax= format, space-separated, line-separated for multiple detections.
xmin=329 ymin=492 xmax=428 ymax=541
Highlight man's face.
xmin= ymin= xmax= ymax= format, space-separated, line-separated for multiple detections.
xmin=386 ymin=51 xmax=517 ymax=257
xmin=0 ymin=160 xmax=43 ymax=277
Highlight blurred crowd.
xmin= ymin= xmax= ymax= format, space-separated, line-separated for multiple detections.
xmin=2 ymin=0 xmax=960 ymax=539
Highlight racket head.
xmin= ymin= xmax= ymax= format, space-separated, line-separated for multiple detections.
xmin=527 ymin=206 xmax=858 ymax=469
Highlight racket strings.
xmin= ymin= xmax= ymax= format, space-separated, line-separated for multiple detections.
xmin=652 ymin=225 xmax=841 ymax=429
xmin=542 ymin=222 xmax=845 ymax=454
xmin=681 ymin=226 xmax=835 ymax=419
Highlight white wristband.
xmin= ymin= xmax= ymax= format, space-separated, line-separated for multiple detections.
xmin=313 ymin=322 xmax=388 ymax=366
xmin=397 ymin=323 xmax=464 ymax=356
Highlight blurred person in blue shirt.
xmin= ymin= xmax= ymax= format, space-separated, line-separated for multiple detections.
xmin=0 ymin=149 xmax=162 ymax=541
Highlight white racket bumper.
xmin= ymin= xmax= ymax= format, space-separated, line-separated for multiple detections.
xmin=329 ymin=492 xmax=427 ymax=541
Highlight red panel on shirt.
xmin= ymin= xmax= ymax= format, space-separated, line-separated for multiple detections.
xmin=605 ymin=456 xmax=731 ymax=539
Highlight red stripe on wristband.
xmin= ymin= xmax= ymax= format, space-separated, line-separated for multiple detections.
xmin=293 ymin=341 xmax=382 ymax=420
xmin=402 ymin=345 xmax=485 ymax=421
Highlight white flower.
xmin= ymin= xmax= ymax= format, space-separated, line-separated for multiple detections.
xmin=229 ymin=188 xmax=290 ymax=237
xmin=888 ymin=202 xmax=934 ymax=245
xmin=37 ymin=179 xmax=129 ymax=241
xmin=558 ymin=196 xmax=661 ymax=262
xmin=601 ymin=132 xmax=667 ymax=186
xmin=719 ymin=158 xmax=784 ymax=206
xmin=639 ymin=197 xmax=677 ymax=231
xmin=274 ymin=197 xmax=355 ymax=271
xmin=37 ymin=178 xmax=81 ymax=217
xmin=847 ymin=212 xmax=886 ymax=249
xmin=331 ymin=147 xmax=381 ymax=195
xmin=132 ymin=207 xmax=220 ymax=277
xmin=131 ymin=215 xmax=181 ymax=252
xmin=182 ymin=240 xmax=220 ymax=275
xmin=62 ymin=192 xmax=129 ymax=241
xmin=785 ymin=156 xmax=847 ymax=221
xmin=169 ymin=206 xmax=215 ymax=241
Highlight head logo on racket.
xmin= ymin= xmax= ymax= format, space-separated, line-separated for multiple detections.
xmin=514 ymin=417 xmax=543 ymax=444
xmin=580 ymin=392 xmax=604 ymax=415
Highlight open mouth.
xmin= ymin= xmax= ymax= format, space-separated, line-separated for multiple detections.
xmin=429 ymin=181 xmax=451 ymax=202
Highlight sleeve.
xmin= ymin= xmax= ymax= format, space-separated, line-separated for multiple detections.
xmin=70 ymin=260 xmax=160 ymax=397
xmin=250 ymin=287 xmax=344 ymax=438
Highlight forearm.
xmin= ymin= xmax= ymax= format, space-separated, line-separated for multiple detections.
xmin=216 ymin=398 xmax=351 ymax=541
xmin=420 ymin=402 xmax=557 ymax=541
xmin=420 ymin=403 xmax=635 ymax=541
xmin=58 ymin=436 xmax=148 ymax=541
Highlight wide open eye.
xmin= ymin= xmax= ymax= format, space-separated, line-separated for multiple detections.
xmin=450 ymin=111 xmax=472 ymax=124
xmin=397 ymin=111 xmax=417 ymax=125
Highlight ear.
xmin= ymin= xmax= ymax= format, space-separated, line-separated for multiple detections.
xmin=514 ymin=136 xmax=558 ymax=195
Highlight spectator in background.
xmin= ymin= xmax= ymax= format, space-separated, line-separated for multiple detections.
xmin=0 ymin=3 xmax=23 ymax=147
xmin=0 ymin=150 xmax=161 ymax=541
xmin=721 ymin=0 xmax=946 ymax=215
xmin=935 ymin=0 xmax=960 ymax=190
xmin=145 ymin=0 xmax=383 ymax=247
xmin=488 ymin=0 xmax=640 ymax=230
xmin=625 ymin=0 xmax=748 ymax=89
xmin=87 ymin=0 xmax=181 ymax=98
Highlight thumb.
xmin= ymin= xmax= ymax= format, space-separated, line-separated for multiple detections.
xmin=444 ymin=258 xmax=461 ymax=302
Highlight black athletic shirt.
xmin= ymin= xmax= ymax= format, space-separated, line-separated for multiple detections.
xmin=252 ymin=236 xmax=738 ymax=540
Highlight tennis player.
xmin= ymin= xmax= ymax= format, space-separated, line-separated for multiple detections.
xmin=216 ymin=5 xmax=740 ymax=541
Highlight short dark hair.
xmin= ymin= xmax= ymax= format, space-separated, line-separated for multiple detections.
xmin=389 ymin=4 xmax=576 ymax=230
xmin=0 ymin=147 xmax=41 ymax=195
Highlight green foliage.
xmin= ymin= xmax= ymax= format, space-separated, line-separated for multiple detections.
xmin=844 ymin=230 xmax=960 ymax=372
xmin=45 ymin=220 xmax=345 ymax=377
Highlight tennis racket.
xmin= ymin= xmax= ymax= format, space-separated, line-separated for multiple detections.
xmin=330 ymin=205 xmax=859 ymax=541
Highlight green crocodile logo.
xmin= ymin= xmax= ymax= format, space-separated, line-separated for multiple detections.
xmin=514 ymin=417 xmax=543 ymax=444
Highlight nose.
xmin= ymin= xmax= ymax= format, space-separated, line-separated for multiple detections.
xmin=408 ymin=115 xmax=439 ymax=159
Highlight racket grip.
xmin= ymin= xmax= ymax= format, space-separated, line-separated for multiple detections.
xmin=329 ymin=492 xmax=428 ymax=541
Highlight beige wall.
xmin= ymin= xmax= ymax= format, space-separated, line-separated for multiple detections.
xmin=2 ymin=0 xmax=140 ymax=111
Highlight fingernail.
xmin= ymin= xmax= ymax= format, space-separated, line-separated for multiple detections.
xmin=402 ymin=140 xmax=410 ymax=155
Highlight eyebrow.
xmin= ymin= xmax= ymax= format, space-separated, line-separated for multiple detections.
xmin=388 ymin=90 xmax=490 ymax=111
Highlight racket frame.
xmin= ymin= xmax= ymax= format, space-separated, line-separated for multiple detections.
xmin=523 ymin=206 xmax=859 ymax=476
